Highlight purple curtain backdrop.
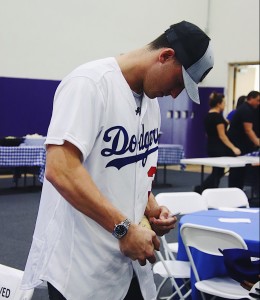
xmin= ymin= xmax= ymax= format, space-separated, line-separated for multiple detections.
xmin=0 ymin=77 xmax=223 ymax=158
xmin=0 ymin=77 xmax=60 ymax=137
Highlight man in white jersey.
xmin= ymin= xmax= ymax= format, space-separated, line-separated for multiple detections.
xmin=22 ymin=21 xmax=214 ymax=300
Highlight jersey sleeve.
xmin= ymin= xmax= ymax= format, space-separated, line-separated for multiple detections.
xmin=45 ymin=76 xmax=105 ymax=161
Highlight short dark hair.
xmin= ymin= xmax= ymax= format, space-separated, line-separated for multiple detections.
xmin=247 ymin=90 xmax=260 ymax=100
xmin=209 ymin=92 xmax=224 ymax=108
xmin=236 ymin=95 xmax=246 ymax=109
xmin=149 ymin=33 xmax=171 ymax=50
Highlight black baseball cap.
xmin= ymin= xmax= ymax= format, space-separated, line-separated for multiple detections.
xmin=165 ymin=21 xmax=214 ymax=104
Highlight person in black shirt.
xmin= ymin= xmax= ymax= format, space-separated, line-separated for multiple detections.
xmin=226 ymin=95 xmax=246 ymax=122
xmin=228 ymin=90 xmax=260 ymax=189
xmin=194 ymin=92 xmax=241 ymax=194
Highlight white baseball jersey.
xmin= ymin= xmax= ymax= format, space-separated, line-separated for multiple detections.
xmin=22 ymin=57 xmax=161 ymax=300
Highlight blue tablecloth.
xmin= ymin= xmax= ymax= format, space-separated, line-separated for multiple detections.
xmin=157 ymin=144 xmax=185 ymax=167
xmin=0 ymin=144 xmax=185 ymax=186
xmin=154 ymin=144 xmax=185 ymax=186
xmin=177 ymin=209 xmax=260 ymax=299
xmin=0 ymin=146 xmax=46 ymax=183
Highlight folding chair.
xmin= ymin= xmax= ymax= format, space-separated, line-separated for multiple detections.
xmin=202 ymin=187 xmax=250 ymax=209
xmin=0 ymin=264 xmax=34 ymax=300
xmin=180 ymin=223 xmax=253 ymax=299
xmin=153 ymin=250 xmax=191 ymax=300
xmin=247 ymin=281 xmax=260 ymax=299
xmin=155 ymin=192 xmax=208 ymax=258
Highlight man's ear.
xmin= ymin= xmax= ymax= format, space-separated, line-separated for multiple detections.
xmin=159 ymin=48 xmax=175 ymax=63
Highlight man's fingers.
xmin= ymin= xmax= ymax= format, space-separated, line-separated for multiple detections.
xmin=151 ymin=217 xmax=177 ymax=228
xmin=152 ymin=234 xmax=160 ymax=251
xmin=138 ymin=259 xmax=147 ymax=266
xmin=138 ymin=253 xmax=157 ymax=266
xmin=147 ymin=253 xmax=157 ymax=264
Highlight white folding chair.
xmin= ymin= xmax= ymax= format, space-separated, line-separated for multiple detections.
xmin=180 ymin=223 xmax=253 ymax=300
xmin=155 ymin=192 xmax=208 ymax=258
xmin=0 ymin=264 xmax=34 ymax=300
xmin=247 ymin=281 xmax=260 ymax=299
xmin=202 ymin=187 xmax=250 ymax=209
xmin=153 ymin=250 xmax=191 ymax=300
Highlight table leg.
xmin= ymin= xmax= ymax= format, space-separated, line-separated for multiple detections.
xmin=24 ymin=172 xmax=27 ymax=186
xmin=152 ymin=164 xmax=172 ymax=187
xmin=163 ymin=164 xmax=167 ymax=184
xmin=200 ymin=165 xmax=204 ymax=184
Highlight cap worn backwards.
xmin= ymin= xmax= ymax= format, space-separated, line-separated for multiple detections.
xmin=165 ymin=21 xmax=214 ymax=104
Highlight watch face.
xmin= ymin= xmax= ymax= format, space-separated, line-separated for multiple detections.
xmin=112 ymin=219 xmax=131 ymax=239
xmin=115 ymin=224 xmax=127 ymax=237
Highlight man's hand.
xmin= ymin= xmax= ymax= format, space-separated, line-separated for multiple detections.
xmin=149 ymin=205 xmax=178 ymax=236
xmin=119 ymin=223 xmax=160 ymax=266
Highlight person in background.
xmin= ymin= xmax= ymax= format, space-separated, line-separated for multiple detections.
xmin=194 ymin=92 xmax=241 ymax=194
xmin=253 ymin=102 xmax=260 ymax=138
xmin=21 ymin=21 xmax=214 ymax=300
xmin=244 ymin=101 xmax=260 ymax=198
xmin=228 ymin=90 xmax=260 ymax=189
xmin=226 ymin=95 xmax=246 ymax=122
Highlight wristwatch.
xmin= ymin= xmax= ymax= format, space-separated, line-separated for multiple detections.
xmin=112 ymin=218 xmax=131 ymax=239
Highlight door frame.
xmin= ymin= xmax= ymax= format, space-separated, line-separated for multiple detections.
xmin=227 ymin=61 xmax=259 ymax=113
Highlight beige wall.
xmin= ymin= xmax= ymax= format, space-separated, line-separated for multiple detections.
xmin=0 ymin=0 xmax=208 ymax=79
xmin=207 ymin=0 xmax=259 ymax=90
xmin=0 ymin=0 xmax=259 ymax=95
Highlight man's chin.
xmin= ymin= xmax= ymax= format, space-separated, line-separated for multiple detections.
xmin=147 ymin=92 xmax=165 ymax=99
xmin=145 ymin=93 xmax=157 ymax=99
